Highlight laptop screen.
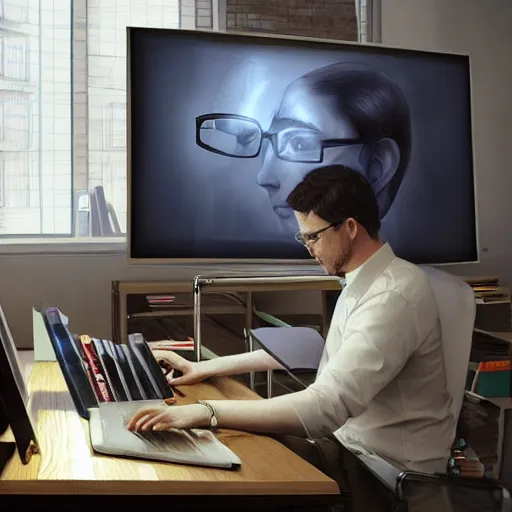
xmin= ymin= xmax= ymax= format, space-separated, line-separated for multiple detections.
xmin=0 ymin=305 xmax=39 ymax=464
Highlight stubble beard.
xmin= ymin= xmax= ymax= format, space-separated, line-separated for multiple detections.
xmin=328 ymin=241 xmax=353 ymax=278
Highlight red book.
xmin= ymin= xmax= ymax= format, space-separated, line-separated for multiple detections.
xmin=80 ymin=335 xmax=111 ymax=402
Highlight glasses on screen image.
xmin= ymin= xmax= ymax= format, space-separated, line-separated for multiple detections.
xmin=195 ymin=113 xmax=376 ymax=164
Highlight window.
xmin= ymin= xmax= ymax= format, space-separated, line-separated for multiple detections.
xmin=0 ymin=0 xmax=72 ymax=236
xmin=0 ymin=32 xmax=29 ymax=81
xmin=0 ymin=91 xmax=31 ymax=151
xmin=86 ymin=0 xmax=181 ymax=237
xmin=0 ymin=0 xmax=29 ymax=24
xmin=0 ymin=0 xmax=185 ymax=240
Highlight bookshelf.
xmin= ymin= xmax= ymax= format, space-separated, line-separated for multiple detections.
xmin=463 ymin=276 xmax=511 ymax=305
xmin=111 ymin=276 xmax=342 ymax=363
xmin=111 ymin=280 xmax=246 ymax=361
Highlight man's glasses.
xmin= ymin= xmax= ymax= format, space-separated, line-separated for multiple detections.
xmin=195 ymin=113 xmax=372 ymax=164
xmin=295 ymin=222 xmax=342 ymax=246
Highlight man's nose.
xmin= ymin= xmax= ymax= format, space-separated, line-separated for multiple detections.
xmin=256 ymin=143 xmax=279 ymax=190
xmin=306 ymin=243 xmax=316 ymax=258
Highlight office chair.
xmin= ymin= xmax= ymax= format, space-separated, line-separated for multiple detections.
xmin=345 ymin=436 xmax=511 ymax=511
xmin=342 ymin=389 xmax=511 ymax=511
xmin=254 ymin=266 xmax=509 ymax=509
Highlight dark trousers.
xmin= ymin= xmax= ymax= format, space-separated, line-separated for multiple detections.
xmin=274 ymin=435 xmax=396 ymax=512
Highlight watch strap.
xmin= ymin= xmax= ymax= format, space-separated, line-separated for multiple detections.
xmin=198 ymin=400 xmax=218 ymax=428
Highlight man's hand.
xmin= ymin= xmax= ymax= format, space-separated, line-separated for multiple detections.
xmin=152 ymin=349 xmax=208 ymax=386
xmin=127 ymin=404 xmax=210 ymax=432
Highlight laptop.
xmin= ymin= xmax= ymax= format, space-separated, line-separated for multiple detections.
xmin=41 ymin=307 xmax=241 ymax=469
xmin=0 ymin=306 xmax=39 ymax=466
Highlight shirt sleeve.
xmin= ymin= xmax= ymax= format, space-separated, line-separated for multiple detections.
xmin=279 ymin=290 xmax=423 ymax=439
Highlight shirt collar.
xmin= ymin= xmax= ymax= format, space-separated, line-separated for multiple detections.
xmin=344 ymin=242 xmax=396 ymax=298
xmin=344 ymin=263 xmax=362 ymax=288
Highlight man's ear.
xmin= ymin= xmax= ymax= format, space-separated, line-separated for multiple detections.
xmin=345 ymin=217 xmax=358 ymax=241
xmin=358 ymin=138 xmax=400 ymax=196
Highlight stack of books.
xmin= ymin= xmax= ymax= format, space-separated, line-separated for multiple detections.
xmin=463 ymin=277 xmax=511 ymax=304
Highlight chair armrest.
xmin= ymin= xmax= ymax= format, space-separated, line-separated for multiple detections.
xmin=344 ymin=443 xmax=512 ymax=508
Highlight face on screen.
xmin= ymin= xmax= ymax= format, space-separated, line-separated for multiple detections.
xmin=256 ymin=80 xmax=362 ymax=232
xmin=196 ymin=64 xmax=407 ymax=236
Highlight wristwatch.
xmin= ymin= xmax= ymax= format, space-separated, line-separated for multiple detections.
xmin=198 ymin=400 xmax=219 ymax=428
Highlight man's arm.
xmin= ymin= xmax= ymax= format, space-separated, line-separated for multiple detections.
xmin=207 ymin=291 xmax=425 ymax=437
xmin=198 ymin=349 xmax=285 ymax=378
xmin=198 ymin=397 xmax=308 ymax=436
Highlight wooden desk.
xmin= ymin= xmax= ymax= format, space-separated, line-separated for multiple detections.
xmin=0 ymin=358 xmax=339 ymax=509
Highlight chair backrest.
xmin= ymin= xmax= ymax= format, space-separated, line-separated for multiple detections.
xmin=420 ymin=265 xmax=476 ymax=423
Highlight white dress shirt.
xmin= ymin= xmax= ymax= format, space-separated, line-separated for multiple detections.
xmin=284 ymin=242 xmax=455 ymax=473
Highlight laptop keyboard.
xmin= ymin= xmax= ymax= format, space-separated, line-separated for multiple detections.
xmin=115 ymin=402 xmax=214 ymax=455
xmin=132 ymin=429 xmax=203 ymax=454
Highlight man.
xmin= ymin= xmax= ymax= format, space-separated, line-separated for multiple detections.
xmin=197 ymin=62 xmax=411 ymax=234
xmin=128 ymin=165 xmax=454 ymax=509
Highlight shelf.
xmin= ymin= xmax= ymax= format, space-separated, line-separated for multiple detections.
xmin=476 ymin=300 xmax=511 ymax=305
xmin=474 ymin=328 xmax=512 ymax=345
xmin=129 ymin=305 xmax=246 ymax=320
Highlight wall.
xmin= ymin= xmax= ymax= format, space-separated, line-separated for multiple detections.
xmin=378 ymin=0 xmax=512 ymax=286
xmin=0 ymin=251 xmax=199 ymax=348
xmin=225 ymin=0 xmax=357 ymax=40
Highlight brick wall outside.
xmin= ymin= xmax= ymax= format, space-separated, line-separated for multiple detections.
xmin=226 ymin=0 xmax=358 ymax=42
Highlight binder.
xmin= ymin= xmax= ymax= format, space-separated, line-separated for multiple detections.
xmin=42 ymin=307 xmax=175 ymax=419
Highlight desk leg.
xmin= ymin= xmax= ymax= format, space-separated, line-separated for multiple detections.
xmin=120 ymin=291 xmax=127 ymax=343
xmin=245 ymin=291 xmax=255 ymax=389
xmin=193 ymin=280 xmax=202 ymax=362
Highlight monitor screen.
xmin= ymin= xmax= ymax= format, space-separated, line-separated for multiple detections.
xmin=128 ymin=28 xmax=477 ymax=265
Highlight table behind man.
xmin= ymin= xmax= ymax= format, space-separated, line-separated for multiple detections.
xmin=128 ymin=165 xmax=455 ymax=512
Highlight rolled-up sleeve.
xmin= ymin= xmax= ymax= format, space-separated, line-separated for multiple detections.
xmin=280 ymin=291 xmax=422 ymax=439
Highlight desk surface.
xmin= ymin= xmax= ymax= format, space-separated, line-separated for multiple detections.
xmin=0 ymin=358 xmax=339 ymax=496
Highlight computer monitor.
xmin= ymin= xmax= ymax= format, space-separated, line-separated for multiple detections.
xmin=127 ymin=28 xmax=477 ymax=265
xmin=0 ymin=306 xmax=38 ymax=467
